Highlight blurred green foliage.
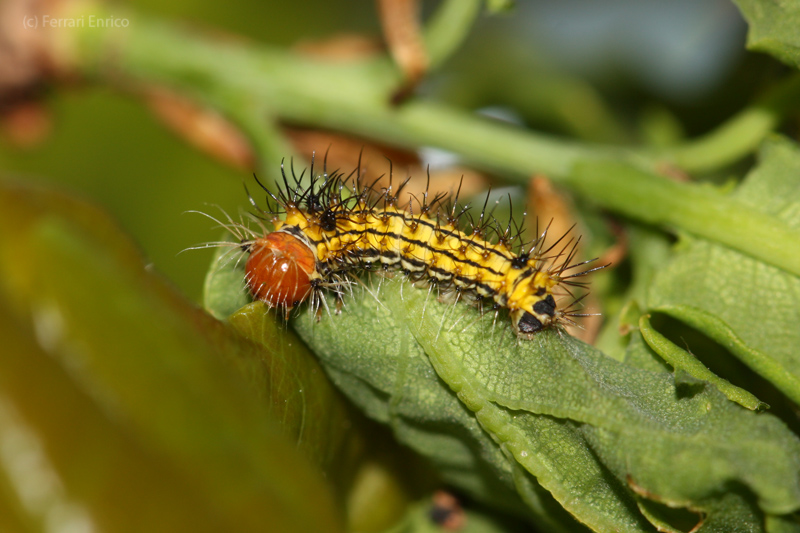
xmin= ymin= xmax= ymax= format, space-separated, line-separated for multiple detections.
xmin=0 ymin=1 xmax=380 ymax=303
xmin=3 ymin=1 xmax=800 ymax=532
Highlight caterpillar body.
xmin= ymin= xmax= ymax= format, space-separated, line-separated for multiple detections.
xmin=238 ymin=160 xmax=604 ymax=338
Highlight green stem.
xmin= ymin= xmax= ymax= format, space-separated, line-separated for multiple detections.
xmin=665 ymin=74 xmax=800 ymax=173
xmin=64 ymin=10 xmax=800 ymax=277
xmin=69 ymin=12 xmax=626 ymax=178
xmin=567 ymin=159 xmax=800 ymax=278
xmin=424 ymin=0 xmax=483 ymax=69
xmin=69 ymin=11 xmax=795 ymax=180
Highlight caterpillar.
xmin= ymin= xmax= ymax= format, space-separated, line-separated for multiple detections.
xmin=224 ymin=157 xmax=604 ymax=339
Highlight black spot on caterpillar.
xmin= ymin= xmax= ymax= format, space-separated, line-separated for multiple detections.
xmin=231 ymin=157 xmax=605 ymax=338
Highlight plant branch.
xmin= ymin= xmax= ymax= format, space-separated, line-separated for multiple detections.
xmin=664 ymin=74 xmax=800 ymax=173
xmin=566 ymin=159 xmax=800 ymax=278
xmin=424 ymin=0 xmax=483 ymax=69
xmin=57 ymin=8 xmax=800 ymax=276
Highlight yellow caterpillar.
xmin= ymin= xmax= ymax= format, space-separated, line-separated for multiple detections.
xmin=241 ymin=161 xmax=603 ymax=337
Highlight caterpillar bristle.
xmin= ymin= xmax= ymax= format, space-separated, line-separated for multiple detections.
xmin=199 ymin=156 xmax=607 ymax=338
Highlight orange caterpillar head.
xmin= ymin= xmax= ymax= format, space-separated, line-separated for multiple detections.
xmin=244 ymin=231 xmax=317 ymax=313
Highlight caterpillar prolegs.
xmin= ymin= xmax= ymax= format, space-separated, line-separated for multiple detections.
xmin=238 ymin=159 xmax=605 ymax=338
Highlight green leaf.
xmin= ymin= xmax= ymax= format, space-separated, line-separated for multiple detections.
xmin=733 ymin=0 xmax=800 ymax=69
xmin=639 ymin=315 xmax=765 ymax=410
xmin=290 ymin=273 xmax=800 ymax=531
xmin=292 ymin=281 xmax=587 ymax=532
xmin=203 ymin=240 xmax=368 ymax=484
xmin=226 ymin=302 xmax=368 ymax=483
xmin=648 ymin=136 xmax=800 ymax=406
xmin=767 ymin=513 xmax=800 ymax=533
xmin=0 ymin=179 xmax=343 ymax=533
xmin=202 ymin=233 xmax=431 ymax=530
xmin=203 ymin=234 xmax=252 ymax=320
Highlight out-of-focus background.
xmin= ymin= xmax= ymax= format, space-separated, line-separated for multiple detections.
xmin=0 ymin=0 xmax=768 ymax=302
